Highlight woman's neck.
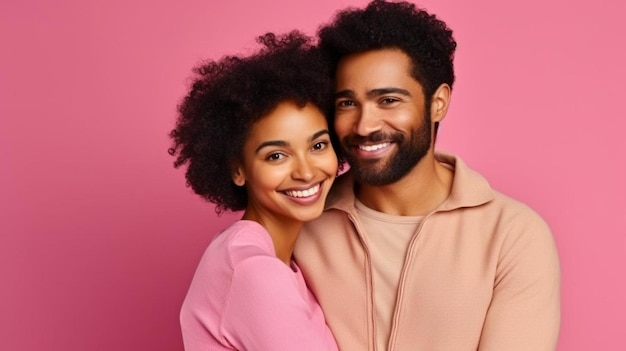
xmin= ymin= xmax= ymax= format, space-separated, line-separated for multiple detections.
xmin=242 ymin=211 xmax=303 ymax=266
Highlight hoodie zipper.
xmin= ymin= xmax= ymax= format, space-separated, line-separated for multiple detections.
xmin=386 ymin=210 xmax=436 ymax=350
xmin=348 ymin=212 xmax=378 ymax=351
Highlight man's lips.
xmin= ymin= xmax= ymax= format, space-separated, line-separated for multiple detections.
xmin=358 ymin=142 xmax=390 ymax=152
xmin=348 ymin=141 xmax=394 ymax=158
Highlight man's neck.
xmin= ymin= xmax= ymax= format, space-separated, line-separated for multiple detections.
xmin=355 ymin=153 xmax=453 ymax=216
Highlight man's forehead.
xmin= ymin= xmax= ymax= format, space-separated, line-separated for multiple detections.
xmin=335 ymin=61 xmax=420 ymax=97
xmin=336 ymin=50 xmax=414 ymax=85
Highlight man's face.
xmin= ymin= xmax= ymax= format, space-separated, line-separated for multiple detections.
xmin=334 ymin=49 xmax=432 ymax=186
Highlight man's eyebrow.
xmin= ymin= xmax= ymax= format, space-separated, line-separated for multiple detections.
xmin=334 ymin=87 xmax=412 ymax=99
xmin=335 ymin=90 xmax=355 ymax=99
xmin=367 ymin=87 xmax=411 ymax=98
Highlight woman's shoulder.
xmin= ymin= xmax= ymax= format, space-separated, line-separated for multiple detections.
xmin=209 ymin=220 xmax=276 ymax=267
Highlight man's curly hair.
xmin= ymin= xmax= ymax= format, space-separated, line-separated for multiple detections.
xmin=318 ymin=0 xmax=457 ymax=101
xmin=168 ymin=31 xmax=339 ymax=214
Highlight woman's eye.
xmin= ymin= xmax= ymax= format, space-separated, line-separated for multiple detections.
xmin=267 ymin=153 xmax=284 ymax=161
xmin=312 ymin=141 xmax=328 ymax=151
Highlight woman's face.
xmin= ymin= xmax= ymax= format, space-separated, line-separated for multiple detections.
xmin=233 ymin=101 xmax=338 ymax=224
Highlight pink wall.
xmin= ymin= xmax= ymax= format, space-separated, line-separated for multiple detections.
xmin=1 ymin=0 xmax=624 ymax=350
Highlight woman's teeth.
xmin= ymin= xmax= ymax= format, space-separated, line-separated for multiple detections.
xmin=285 ymin=184 xmax=320 ymax=198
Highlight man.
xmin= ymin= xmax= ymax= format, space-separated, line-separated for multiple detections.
xmin=294 ymin=1 xmax=560 ymax=350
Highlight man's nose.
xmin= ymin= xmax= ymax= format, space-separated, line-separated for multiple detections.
xmin=354 ymin=105 xmax=383 ymax=136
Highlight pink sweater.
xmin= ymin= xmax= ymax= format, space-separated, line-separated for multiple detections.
xmin=180 ymin=220 xmax=338 ymax=351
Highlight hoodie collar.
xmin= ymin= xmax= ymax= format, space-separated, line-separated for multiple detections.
xmin=325 ymin=152 xmax=494 ymax=214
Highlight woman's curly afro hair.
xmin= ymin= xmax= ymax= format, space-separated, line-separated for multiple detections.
xmin=318 ymin=0 xmax=457 ymax=99
xmin=168 ymin=31 xmax=339 ymax=214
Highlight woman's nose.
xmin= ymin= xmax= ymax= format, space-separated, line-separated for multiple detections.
xmin=291 ymin=157 xmax=315 ymax=181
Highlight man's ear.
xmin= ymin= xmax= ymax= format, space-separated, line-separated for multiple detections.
xmin=430 ymin=83 xmax=452 ymax=123
xmin=232 ymin=165 xmax=246 ymax=187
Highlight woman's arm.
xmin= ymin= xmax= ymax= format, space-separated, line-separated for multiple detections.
xmin=221 ymin=255 xmax=338 ymax=351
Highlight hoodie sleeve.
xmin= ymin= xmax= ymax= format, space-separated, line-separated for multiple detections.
xmin=478 ymin=210 xmax=561 ymax=351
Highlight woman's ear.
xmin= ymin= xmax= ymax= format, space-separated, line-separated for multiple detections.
xmin=232 ymin=165 xmax=246 ymax=187
xmin=430 ymin=83 xmax=451 ymax=123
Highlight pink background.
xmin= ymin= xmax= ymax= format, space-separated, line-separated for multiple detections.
xmin=1 ymin=0 xmax=624 ymax=350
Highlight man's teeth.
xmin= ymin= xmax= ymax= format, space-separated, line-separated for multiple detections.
xmin=285 ymin=184 xmax=320 ymax=198
xmin=359 ymin=143 xmax=390 ymax=151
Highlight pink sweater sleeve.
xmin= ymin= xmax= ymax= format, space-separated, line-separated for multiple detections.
xmin=220 ymin=256 xmax=338 ymax=351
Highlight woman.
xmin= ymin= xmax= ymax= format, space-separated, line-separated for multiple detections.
xmin=168 ymin=31 xmax=340 ymax=350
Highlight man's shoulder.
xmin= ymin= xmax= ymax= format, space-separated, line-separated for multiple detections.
xmin=302 ymin=206 xmax=350 ymax=232
xmin=489 ymin=189 xmax=551 ymax=231
xmin=437 ymin=152 xmax=551 ymax=234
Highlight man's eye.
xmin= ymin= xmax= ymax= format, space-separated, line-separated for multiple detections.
xmin=381 ymin=97 xmax=399 ymax=104
xmin=337 ymin=100 xmax=355 ymax=107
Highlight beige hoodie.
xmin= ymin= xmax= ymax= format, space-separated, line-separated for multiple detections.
xmin=295 ymin=153 xmax=560 ymax=351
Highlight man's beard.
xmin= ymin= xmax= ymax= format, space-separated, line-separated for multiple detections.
xmin=343 ymin=114 xmax=432 ymax=186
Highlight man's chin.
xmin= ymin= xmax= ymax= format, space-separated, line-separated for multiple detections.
xmin=347 ymin=154 xmax=387 ymax=167
xmin=352 ymin=165 xmax=392 ymax=184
